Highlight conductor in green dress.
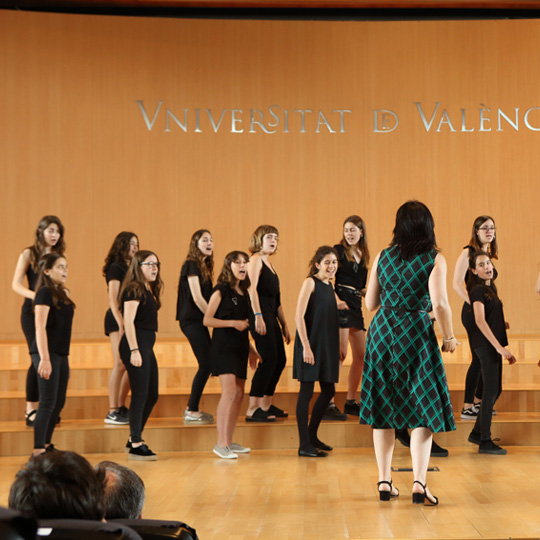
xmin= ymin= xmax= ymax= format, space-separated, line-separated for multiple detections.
xmin=359 ymin=200 xmax=458 ymax=506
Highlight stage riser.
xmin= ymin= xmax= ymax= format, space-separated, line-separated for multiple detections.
xmin=2 ymin=388 xmax=540 ymax=423
xmin=1 ymin=418 xmax=538 ymax=457
xmin=2 ymin=361 xmax=539 ymax=392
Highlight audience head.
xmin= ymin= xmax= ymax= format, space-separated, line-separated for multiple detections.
xmin=96 ymin=461 xmax=145 ymax=520
xmin=8 ymin=451 xmax=106 ymax=521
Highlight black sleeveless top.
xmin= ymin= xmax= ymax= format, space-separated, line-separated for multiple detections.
xmin=257 ymin=261 xmax=281 ymax=317
xmin=22 ymin=264 xmax=39 ymax=312
xmin=333 ymin=244 xmax=367 ymax=290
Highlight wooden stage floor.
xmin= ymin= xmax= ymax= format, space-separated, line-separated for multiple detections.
xmin=1 ymin=445 xmax=539 ymax=540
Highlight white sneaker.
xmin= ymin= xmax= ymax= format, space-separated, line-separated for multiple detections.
xmin=213 ymin=445 xmax=238 ymax=459
xmin=229 ymin=442 xmax=251 ymax=454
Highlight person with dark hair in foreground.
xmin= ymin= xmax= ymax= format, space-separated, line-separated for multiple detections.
xmin=359 ymin=201 xmax=457 ymax=506
xmin=8 ymin=451 xmax=106 ymax=520
xmin=96 ymin=461 xmax=145 ymax=519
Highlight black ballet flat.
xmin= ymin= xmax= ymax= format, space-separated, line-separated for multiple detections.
xmin=313 ymin=441 xmax=333 ymax=452
xmin=298 ymin=449 xmax=328 ymax=458
xmin=412 ymin=480 xmax=439 ymax=506
xmin=377 ymin=480 xmax=399 ymax=501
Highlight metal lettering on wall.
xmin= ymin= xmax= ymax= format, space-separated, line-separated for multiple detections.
xmin=136 ymin=101 xmax=352 ymax=134
xmin=374 ymin=103 xmax=540 ymax=133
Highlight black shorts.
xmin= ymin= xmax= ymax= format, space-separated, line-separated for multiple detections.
xmin=336 ymin=285 xmax=366 ymax=331
xmin=104 ymin=309 xmax=120 ymax=336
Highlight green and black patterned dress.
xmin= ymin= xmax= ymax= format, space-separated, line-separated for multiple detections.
xmin=359 ymin=246 xmax=455 ymax=433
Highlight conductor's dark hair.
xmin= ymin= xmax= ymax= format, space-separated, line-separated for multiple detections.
xmin=390 ymin=200 xmax=439 ymax=260
xmin=96 ymin=461 xmax=145 ymax=520
xmin=8 ymin=451 xmax=106 ymax=521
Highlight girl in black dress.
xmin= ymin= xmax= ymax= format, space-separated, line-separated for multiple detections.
xmin=176 ymin=229 xmax=214 ymax=424
xmin=329 ymin=215 xmax=370 ymax=419
xmin=453 ymin=216 xmax=498 ymax=419
xmin=466 ymin=251 xmax=516 ymax=454
xmin=30 ymin=253 xmax=74 ymax=456
xmin=119 ymin=250 xmax=163 ymax=461
xmin=204 ymin=251 xmax=260 ymax=459
xmin=103 ymin=231 xmax=139 ymax=425
xmin=12 ymin=215 xmax=65 ymax=427
xmin=246 ymin=225 xmax=291 ymax=422
xmin=294 ymin=246 xmax=340 ymax=458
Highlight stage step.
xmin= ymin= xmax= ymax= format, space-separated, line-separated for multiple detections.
xmin=0 ymin=413 xmax=538 ymax=457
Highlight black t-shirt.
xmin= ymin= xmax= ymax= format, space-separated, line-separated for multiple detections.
xmin=176 ymin=260 xmax=212 ymax=324
xmin=122 ymin=288 xmax=158 ymax=332
xmin=105 ymin=262 xmax=127 ymax=284
xmin=30 ymin=287 xmax=74 ymax=356
xmin=333 ymin=244 xmax=368 ymax=290
xmin=469 ymin=284 xmax=508 ymax=350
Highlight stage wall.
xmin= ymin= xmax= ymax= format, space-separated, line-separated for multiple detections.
xmin=1 ymin=11 xmax=539 ymax=339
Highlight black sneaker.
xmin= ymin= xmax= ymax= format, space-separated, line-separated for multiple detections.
xmin=460 ymin=406 xmax=478 ymax=419
xmin=117 ymin=406 xmax=130 ymax=420
xmin=105 ymin=409 xmax=129 ymax=425
xmin=479 ymin=439 xmax=507 ymax=455
xmin=322 ymin=405 xmax=347 ymax=421
xmin=45 ymin=444 xmax=58 ymax=452
xmin=468 ymin=432 xmax=482 ymax=446
xmin=128 ymin=443 xmax=157 ymax=461
xmin=430 ymin=440 xmax=449 ymax=457
xmin=343 ymin=401 xmax=361 ymax=416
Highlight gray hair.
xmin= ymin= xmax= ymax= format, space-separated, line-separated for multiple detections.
xmin=96 ymin=461 xmax=145 ymax=519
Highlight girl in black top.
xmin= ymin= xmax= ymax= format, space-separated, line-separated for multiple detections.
xmin=12 ymin=215 xmax=65 ymax=427
xmin=30 ymin=253 xmax=74 ymax=456
xmin=119 ymin=250 xmax=163 ymax=461
xmin=466 ymin=251 xmax=516 ymax=455
xmin=246 ymin=225 xmax=291 ymax=422
xmin=329 ymin=215 xmax=370 ymax=419
xmin=294 ymin=246 xmax=340 ymax=457
xmin=176 ymin=229 xmax=214 ymax=424
xmin=453 ymin=215 xmax=499 ymax=419
xmin=204 ymin=251 xmax=260 ymax=459
xmin=103 ymin=231 xmax=139 ymax=425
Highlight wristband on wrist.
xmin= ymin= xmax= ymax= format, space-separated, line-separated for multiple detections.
xmin=254 ymin=313 xmax=263 ymax=317
xmin=130 ymin=348 xmax=139 ymax=353
xmin=442 ymin=336 xmax=455 ymax=342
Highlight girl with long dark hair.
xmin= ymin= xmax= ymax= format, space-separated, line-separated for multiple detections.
xmin=360 ymin=201 xmax=457 ymax=505
xmin=119 ymin=250 xmax=163 ymax=461
xmin=466 ymin=251 xmax=516 ymax=454
xmin=204 ymin=251 xmax=260 ymax=459
xmin=453 ymin=215 xmax=498 ymax=419
xmin=30 ymin=253 xmax=75 ymax=455
xmin=12 ymin=215 xmax=65 ymax=427
xmin=103 ymin=231 xmax=139 ymax=425
xmin=328 ymin=215 xmax=370 ymax=420
xmin=176 ymin=229 xmax=214 ymax=423
xmin=294 ymin=246 xmax=340 ymax=457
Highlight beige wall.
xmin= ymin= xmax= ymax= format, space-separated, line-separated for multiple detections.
xmin=1 ymin=11 xmax=539 ymax=340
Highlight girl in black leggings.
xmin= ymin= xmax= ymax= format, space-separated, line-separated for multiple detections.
xmin=31 ymin=253 xmax=74 ymax=456
xmin=466 ymin=251 xmax=516 ymax=455
xmin=176 ymin=229 xmax=214 ymax=424
xmin=119 ymin=250 xmax=163 ymax=461
xmin=12 ymin=215 xmax=65 ymax=427
xmin=293 ymin=246 xmax=340 ymax=458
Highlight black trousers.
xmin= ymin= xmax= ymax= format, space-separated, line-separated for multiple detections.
xmin=120 ymin=329 xmax=159 ymax=444
xmin=22 ymin=303 xmax=39 ymax=403
xmin=462 ymin=303 xmax=484 ymax=403
xmin=31 ymin=353 xmax=69 ymax=449
xmin=180 ymin=322 xmax=211 ymax=412
xmin=249 ymin=319 xmax=287 ymax=398
xmin=296 ymin=381 xmax=335 ymax=452
xmin=471 ymin=345 xmax=502 ymax=441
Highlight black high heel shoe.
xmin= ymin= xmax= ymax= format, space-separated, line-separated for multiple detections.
xmin=377 ymin=480 xmax=399 ymax=501
xmin=412 ymin=480 xmax=439 ymax=506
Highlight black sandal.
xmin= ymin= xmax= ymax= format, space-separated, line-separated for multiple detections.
xmin=25 ymin=410 xmax=37 ymax=427
xmin=412 ymin=480 xmax=439 ymax=506
xmin=245 ymin=408 xmax=276 ymax=423
xmin=267 ymin=404 xmax=288 ymax=418
xmin=377 ymin=480 xmax=399 ymax=501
